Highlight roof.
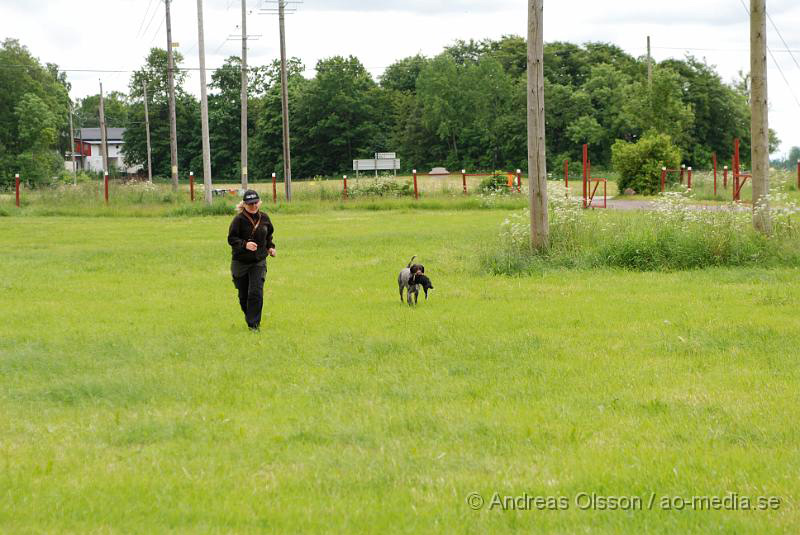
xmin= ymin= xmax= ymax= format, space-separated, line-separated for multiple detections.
xmin=78 ymin=127 xmax=126 ymax=142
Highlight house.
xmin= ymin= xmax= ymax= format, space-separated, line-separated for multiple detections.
xmin=68 ymin=128 xmax=142 ymax=174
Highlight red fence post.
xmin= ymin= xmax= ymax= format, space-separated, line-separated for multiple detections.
xmin=687 ymin=167 xmax=693 ymax=189
xmin=712 ymin=153 xmax=718 ymax=196
xmin=343 ymin=175 xmax=348 ymax=199
xmin=15 ymin=173 xmax=20 ymax=207
xmin=104 ymin=173 xmax=109 ymax=204
xmin=582 ymin=144 xmax=588 ymax=208
xmin=516 ymin=169 xmax=522 ymax=193
xmin=564 ymin=159 xmax=569 ymax=189
xmin=461 ymin=169 xmax=467 ymax=195
xmin=413 ymin=169 xmax=419 ymax=200
xmin=189 ymin=171 xmax=195 ymax=202
xmin=272 ymin=172 xmax=277 ymax=203
xmin=723 ymin=166 xmax=728 ymax=189
xmin=680 ymin=164 xmax=685 ymax=184
xmin=661 ymin=167 xmax=667 ymax=193
xmin=733 ymin=138 xmax=740 ymax=201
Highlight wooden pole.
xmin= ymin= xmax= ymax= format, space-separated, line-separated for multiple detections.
xmin=278 ymin=0 xmax=293 ymax=201
xmin=166 ymin=0 xmax=180 ymax=191
xmin=647 ymin=36 xmax=653 ymax=85
xmin=750 ymin=0 xmax=771 ymax=233
xmin=197 ymin=0 xmax=213 ymax=205
xmin=142 ymin=82 xmax=153 ymax=183
xmin=98 ymin=81 xmax=109 ymax=176
xmin=240 ymin=0 xmax=249 ymax=190
xmin=68 ymin=105 xmax=77 ymax=184
xmin=527 ymin=0 xmax=549 ymax=249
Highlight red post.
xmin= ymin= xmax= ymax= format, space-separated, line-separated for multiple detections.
xmin=712 ymin=153 xmax=718 ymax=196
xmin=412 ymin=169 xmax=419 ymax=200
xmin=461 ymin=169 xmax=467 ymax=195
xmin=680 ymin=164 xmax=685 ymax=184
xmin=272 ymin=172 xmax=277 ymax=203
xmin=733 ymin=138 xmax=740 ymax=201
xmin=189 ymin=172 xmax=195 ymax=202
xmin=104 ymin=173 xmax=109 ymax=204
xmin=516 ymin=169 xmax=522 ymax=193
xmin=723 ymin=166 xmax=728 ymax=189
xmin=563 ymin=159 xmax=569 ymax=188
xmin=343 ymin=175 xmax=348 ymax=199
xmin=687 ymin=167 xmax=693 ymax=189
xmin=661 ymin=167 xmax=667 ymax=192
xmin=15 ymin=173 xmax=20 ymax=207
xmin=582 ymin=144 xmax=588 ymax=208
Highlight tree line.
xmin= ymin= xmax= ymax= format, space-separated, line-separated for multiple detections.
xmin=1 ymin=36 xmax=790 ymax=187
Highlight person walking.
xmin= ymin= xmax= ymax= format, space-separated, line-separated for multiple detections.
xmin=227 ymin=190 xmax=276 ymax=331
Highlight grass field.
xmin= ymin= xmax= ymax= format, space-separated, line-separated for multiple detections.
xmin=1 ymin=207 xmax=799 ymax=534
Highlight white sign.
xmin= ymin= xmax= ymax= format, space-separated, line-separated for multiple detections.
xmin=375 ymin=152 xmax=396 ymax=159
xmin=353 ymin=159 xmax=400 ymax=171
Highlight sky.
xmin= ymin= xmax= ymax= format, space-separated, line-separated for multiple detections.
xmin=2 ymin=0 xmax=799 ymax=156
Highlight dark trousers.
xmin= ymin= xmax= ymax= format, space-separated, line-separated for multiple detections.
xmin=232 ymin=262 xmax=266 ymax=328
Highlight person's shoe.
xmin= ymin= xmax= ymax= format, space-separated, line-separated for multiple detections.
xmin=249 ymin=325 xmax=260 ymax=333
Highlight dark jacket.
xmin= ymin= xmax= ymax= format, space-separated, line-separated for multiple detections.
xmin=227 ymin=210 xmax=275 ymax=264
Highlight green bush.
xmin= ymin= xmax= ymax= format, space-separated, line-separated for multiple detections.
xmin=347 ymin=177 xmax=413 ymax=197
xmin=612 ymin=133 xmax=680 ymax=194
xmin=478 ymin=173 xmax=513 ymax=194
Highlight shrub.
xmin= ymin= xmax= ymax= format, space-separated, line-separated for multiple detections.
xmin=478 ymin=173 xmax=513 ymax=194
xmin=347 ymin=177 xmax=413 ymax=197
xmin=612 ymin=133 xmax=680 ymax=195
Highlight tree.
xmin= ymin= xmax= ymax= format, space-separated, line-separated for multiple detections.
xmin=75 ymin=92 xmax=130 ymax=129
xmin=0 ymin=39 xmax=69 ymax=186
xmin=123 ymin=48 xmax=200 ymax=177
xmin=380 ymin=55 xmax=428 ymax=93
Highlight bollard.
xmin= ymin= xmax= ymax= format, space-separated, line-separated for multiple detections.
xmin=563 ymin=159 xmax=569 ymax=188
xmin=461 ymin=169 xmax=467 ymax=195
xmin=272 ymin=172 xmax=277 ymax=203
xmin=516 ymin=169 xmax=522 ymax=193
xmin=343 ymin=175 xmax=348 ymax=199
xmin=15 ymin=173 xmax=20 ymax=207
xmin=723 ymin=166 xmax=728 ymax=189
xmin=412 ymin=169 xmax=418 ymax=200
xmin=687 ymin=167 xmax=693 ymax=189
xmin=189 ymin=171 xmax=195 ymax=202
xmin=104 ymin=173 xmax=109 ymax=204
xmin=680 ymin=164 xmax=685 ymax=184
xmin=661 ymin=167 xmax=667 ymax=192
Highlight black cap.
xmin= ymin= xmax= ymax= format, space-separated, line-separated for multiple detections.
xmin=243 ymin=190 xmax=260 ymax=204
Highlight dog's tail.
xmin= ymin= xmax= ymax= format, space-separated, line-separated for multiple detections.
xmin=407 ymin=255 xmax=416 ymax=268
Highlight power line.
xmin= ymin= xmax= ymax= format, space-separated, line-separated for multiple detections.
xmin=140 ymin=0 xmax=162 ymax=40
xmin=653 ymin=46 xmax=800 ymax=53
xmin=765 ymin=11 xmax=800 ymax=73
xmin=736 ymin=0 xmax=800 ymax=110
xmin=136 ymin=0 xmax=158 ymax=38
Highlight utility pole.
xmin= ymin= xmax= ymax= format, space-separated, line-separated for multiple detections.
xmin=647 ymin=36 xmax=653 ymax=85
xmin=98 ymin=81 xmax=109 ymax=175
xmin=165 ymin=0 xmax=180 ymax=191
xmin=750 ymin=0 xmax=771 ymax=233
xmin=196 ymin=0 xmax=213 ymax=205
xmin=278 ymin=0 xmax=293 ymax=200
xmin=241 ymin=0 xmax=249 ymax=190
xmin=527 ymin=0 xmax=549 ymax=250
xmin=142 ymin=82 xmax=153 ymax=183
xmin=68 ymin=104 xmax=77 ymax=184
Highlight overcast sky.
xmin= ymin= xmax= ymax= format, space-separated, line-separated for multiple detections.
xmin=2 ymin=0 xmax=799 ymax=155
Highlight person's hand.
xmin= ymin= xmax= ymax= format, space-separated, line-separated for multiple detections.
xmin=268 ymin=248 xmax=277 ymax=257
xmin=246 ymin=241 xmax=258 ymax=251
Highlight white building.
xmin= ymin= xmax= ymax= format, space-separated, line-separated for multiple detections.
xmin=69 ymin=128 xmax=142 ymax=174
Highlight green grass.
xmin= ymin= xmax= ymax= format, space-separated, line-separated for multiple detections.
xmin=1 ymin=209 xmax=799 ymax=534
